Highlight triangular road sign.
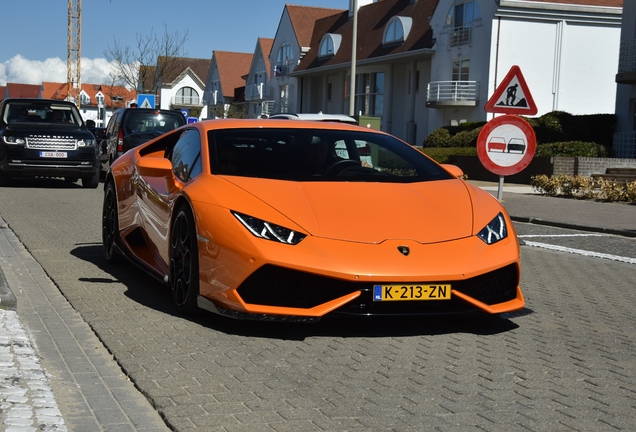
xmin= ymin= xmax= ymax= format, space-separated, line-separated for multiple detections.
xmin=484 ymin=65 xmax=537 ymax=115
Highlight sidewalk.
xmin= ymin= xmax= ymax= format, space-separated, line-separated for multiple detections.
xmin=0 ymin=216 xmax=169 ymax=432
xmin=472 ymin=181 xmax=636 ymax=237
xmin=0 ymin=184 xmax=634 ymax=431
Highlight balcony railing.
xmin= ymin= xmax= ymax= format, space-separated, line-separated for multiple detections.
xmin=450 ymin=26 xmax=471 ymax=47
xmin=245 ymin=83 xmax=270 ymax=100
xmin=274 ymin=62 xmax=296 ymax=77
xmin=171 ymin=95 xmax=201 ymax=106
xmin=426 ymin=81 xmax=479 ymax=107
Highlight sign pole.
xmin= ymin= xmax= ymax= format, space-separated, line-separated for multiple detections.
xmin=497 ymin=175 xmax=504 ymax=201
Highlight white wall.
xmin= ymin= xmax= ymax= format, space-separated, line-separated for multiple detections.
xmin=490 ymin=18 xmax=620 ymax=117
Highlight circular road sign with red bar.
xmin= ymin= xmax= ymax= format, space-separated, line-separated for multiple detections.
xmin=477 ymin=115 xmax=536 ymax=176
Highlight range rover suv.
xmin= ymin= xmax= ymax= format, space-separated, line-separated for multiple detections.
xmin=0 ymin=98 xmax=99 ymax=188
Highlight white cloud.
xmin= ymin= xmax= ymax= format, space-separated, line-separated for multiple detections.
xmin=0 ymin=55 xmax=116 ymax=86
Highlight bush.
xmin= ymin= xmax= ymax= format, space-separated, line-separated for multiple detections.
xmin=423 ymin=128 xmax=452 ymax=148
xmin=531 ymin=174 xmax=636 ymax=203
xmin=419 ymin=147 xmax=476 ymax=164
xmin=450 ymin=128 xmax=482 ymax=147
xmin=535 ymin=141 xmax=607 ymax=157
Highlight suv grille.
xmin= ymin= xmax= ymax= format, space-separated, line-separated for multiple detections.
xmin=26 ymin=135 xmax=77 ymax=150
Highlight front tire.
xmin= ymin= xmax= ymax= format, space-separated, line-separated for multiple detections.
xmin=102 ymin=181 xmax=120 ymax=263
xmin=170 ymin=205 xmax=199 ymax=314
xmin=82 ymin=171 xmax=99 ymax=188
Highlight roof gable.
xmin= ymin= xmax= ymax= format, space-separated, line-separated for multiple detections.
xmin=297 ymin=0 xmax=439 ymax=72
xmin=285 ymin=5 xmax=345 ymax=48
xmin=6 ymin=83 xmax=41 ymax=99
xmin=213 ymin=51 xmax=253 ymax=98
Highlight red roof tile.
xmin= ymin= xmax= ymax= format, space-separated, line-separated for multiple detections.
xmin=214 ymin=51 xmax=253 ymax=98
xmin=285 ymin=5 xmax=345 ymax=48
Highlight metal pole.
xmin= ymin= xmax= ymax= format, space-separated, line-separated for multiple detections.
xmin=348 ymin=0 xmax=358 ymax=117
xmin=497 ymin=175 xmax=504 ymax=201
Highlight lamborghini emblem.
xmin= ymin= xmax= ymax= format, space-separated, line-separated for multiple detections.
xmin=398 ymin=246 xmax=410 ymax=256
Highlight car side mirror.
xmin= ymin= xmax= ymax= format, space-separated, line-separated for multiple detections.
xmin=135 ymin=157 xmax=177 ymax=193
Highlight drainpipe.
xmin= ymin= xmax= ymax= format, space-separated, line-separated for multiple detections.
xmin=348 ymin=0 xmax=358 ymax=117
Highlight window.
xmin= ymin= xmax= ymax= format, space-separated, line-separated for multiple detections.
xmin=175 ymin=87 xmax=199 ymax=105
xmin=171 ymin=129 xmax=202 ymax=182
xmin=354 ymin=73 xmax=384 ymax=117
xmin=446 ymin=0 xmax=481 ymax=28
xmin=275 ymin=42 xmax=292 ymax=76
xmin=319 ymin=34 xmax=342 ymax=58
xmin=446 ymin=0 xmax=481 ymax=46
xmin=452 ymin=60 xmax=470 ymax=81
xmin=383 ymin=17 xmax=412 ymax=45
xmin=80 ymin=93 xmax=91 ymax=106
xmin=280 ymin=84 xmax=290 ymax=113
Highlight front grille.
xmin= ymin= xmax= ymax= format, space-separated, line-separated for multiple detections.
xmin=26 ymin=135 xmax=77 ymax=150
xmin=236 ymin=264 xmax=520 ymax=316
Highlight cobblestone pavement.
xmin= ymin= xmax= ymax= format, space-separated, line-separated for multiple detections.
xmin=0 ymin=309 xmax=66 ymax=431
xmin=1 ymin=182 xmax=635 ymax=431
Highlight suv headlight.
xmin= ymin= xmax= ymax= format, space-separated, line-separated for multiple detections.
xmin=477 ymin=212 xmax=508 ymax=245
xmin=3 ymin=136 xmax=26 ymax=145
xmin=77 ymin=138 xmax=95 ymax=147
xmin=232 ymin=211 xmax=306 ymax=245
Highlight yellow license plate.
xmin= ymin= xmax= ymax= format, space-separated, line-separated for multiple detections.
xmin=373 ymin=284 xmax=451 ymax=301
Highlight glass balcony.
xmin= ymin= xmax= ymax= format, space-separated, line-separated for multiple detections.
xmin=426 ymin=81 xmax=479 ymax=107
xmin=245 ymin=83 xmax=270 ymax=100
xmin=613 ymin=132 xmax=636 ymax=158
xmin=617 ymin=39 xmax=636 ymax=84
xmin=450 ymin=26 xmax=471 ymax=47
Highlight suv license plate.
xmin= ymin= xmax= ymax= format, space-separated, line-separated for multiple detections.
xmin=373 ymin=284 xmax=451 ymax=301
xmin=40 ymin=151 xmax=67 ymax=158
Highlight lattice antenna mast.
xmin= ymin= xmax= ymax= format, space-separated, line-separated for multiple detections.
xmin=67 ymin=0 xmax=81 ymax=108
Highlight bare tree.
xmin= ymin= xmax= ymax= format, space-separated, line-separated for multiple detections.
xmin=104 ymin=23 xmax=188 ymax=92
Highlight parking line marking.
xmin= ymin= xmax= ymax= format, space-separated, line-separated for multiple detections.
xmin=523 ymin=241 xmax=636 ymax=265
xmin=518 ymin=234 xmax=606 ymax=238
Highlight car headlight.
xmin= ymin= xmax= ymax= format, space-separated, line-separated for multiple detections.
xmin=3 ymin=136 xmax=26 ymax=145
xmin=77 ymin=138 xmax=95 ymax=147
xmin=232 ymin=211 xmax=306 ymax=245
xmin=477 ymin=212 xmax=508 ymax=245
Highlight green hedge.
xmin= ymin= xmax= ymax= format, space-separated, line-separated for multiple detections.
xmin=419 ymin=147 xmax=477 ymax=164
xmin=535 ymin=141 xmax=608 ymax=157
xmin=423 ymin=111 xmax=617 ymax=155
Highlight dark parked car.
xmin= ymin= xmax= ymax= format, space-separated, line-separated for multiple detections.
xmin=100 ymin=108 xmax=186 ymax=173
xmin=0 ymin=98 xmax=99 ymax=188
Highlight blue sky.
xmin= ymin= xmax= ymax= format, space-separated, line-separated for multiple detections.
xmin=0 ymin=0 xmax=348 ymax=85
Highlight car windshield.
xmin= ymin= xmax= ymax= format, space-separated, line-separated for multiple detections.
xmin=3 ymin=101 xmax=82 ymax=126
xmin=123 ymin=111 xmax=185 ymax=135
xmin=208 ymin=128 xmax=453 ymax=183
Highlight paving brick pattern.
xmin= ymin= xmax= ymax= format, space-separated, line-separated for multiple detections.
xmin=0 ymin=184 xmax=635 ymax=431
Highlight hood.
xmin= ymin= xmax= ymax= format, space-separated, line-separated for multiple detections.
xmin=223 ymin=177 xmax=474 ymax=244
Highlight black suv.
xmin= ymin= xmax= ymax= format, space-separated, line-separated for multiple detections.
xmin=99 ymin=108 xmax=186 ymax=173
xmin=0 ymin=98 xmax=99 ymax=188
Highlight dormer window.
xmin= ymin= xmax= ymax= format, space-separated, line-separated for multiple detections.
xmin=384 ymin=16 xmax=412 ymax=45
xmin=79 ymin=92 xmax=91 ymax=106
xmin=319 ymin=34 xmax=342 ymax=58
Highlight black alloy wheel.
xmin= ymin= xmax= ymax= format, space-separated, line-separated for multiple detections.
xmin=102 ymin=181 xmax=120 ymax=263
xmin=170 ymin=205 xmax=199 ymax=313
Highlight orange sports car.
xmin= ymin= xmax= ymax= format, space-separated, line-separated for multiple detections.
xmin=102 ymin=119 xmax=524 ymax=322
